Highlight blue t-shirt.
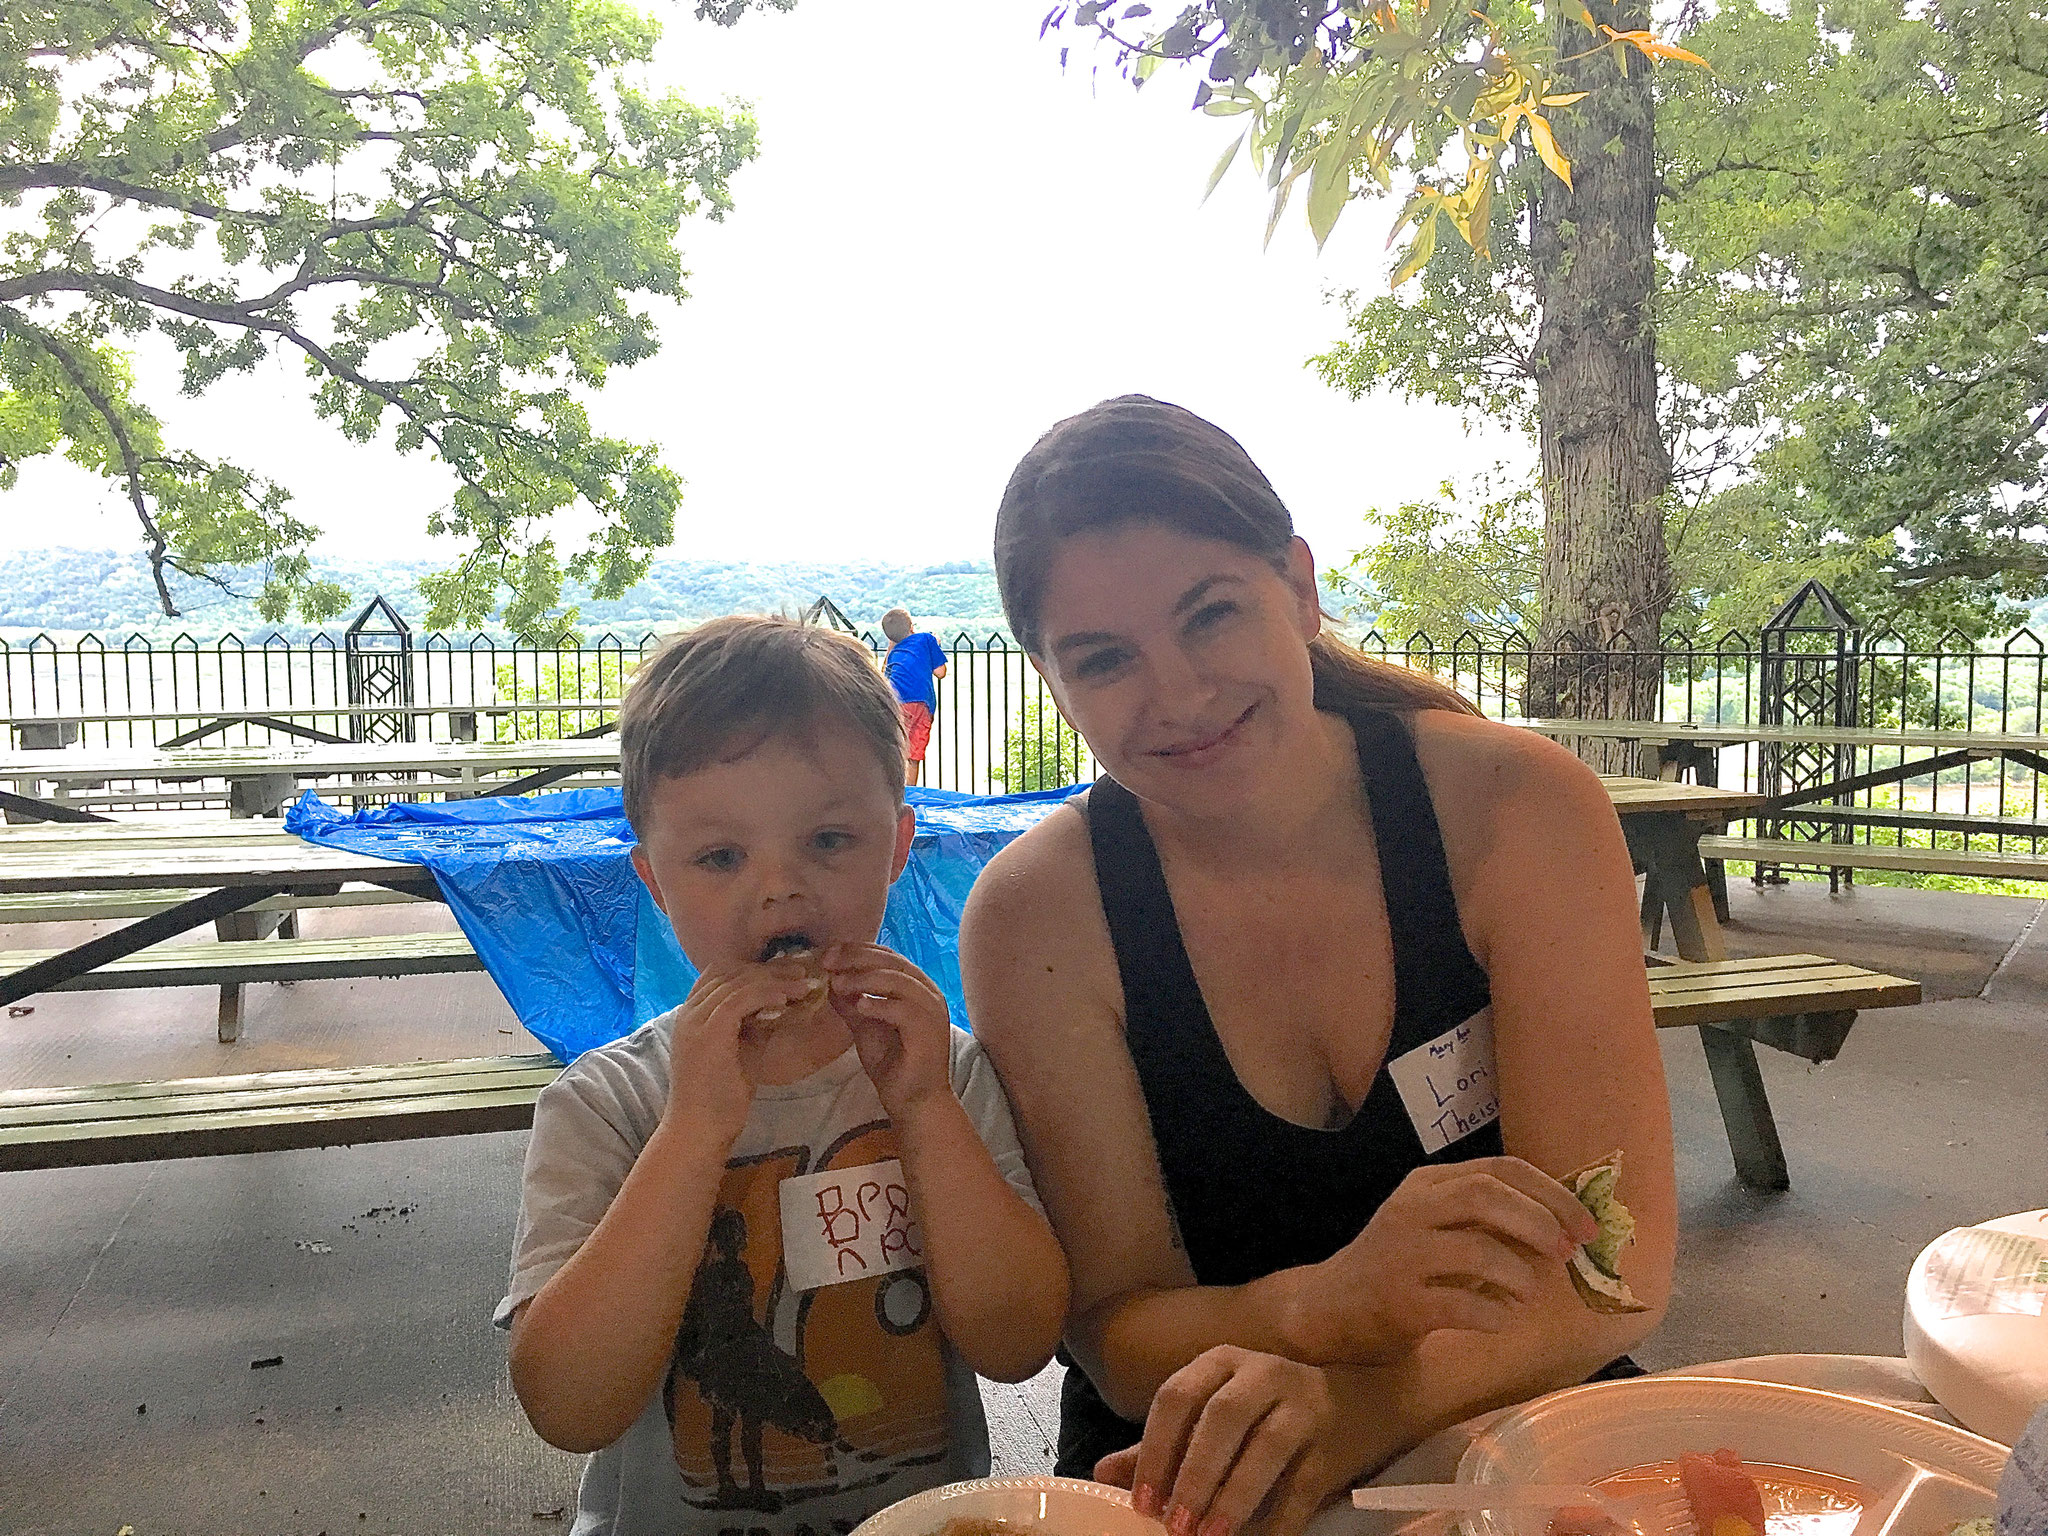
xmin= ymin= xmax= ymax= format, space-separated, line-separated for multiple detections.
xmin=884 ymin=631 xmax=946 ymax=711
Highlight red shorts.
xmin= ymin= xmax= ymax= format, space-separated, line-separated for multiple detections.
xmin=900 ymin=702 xmax=933 ymax=762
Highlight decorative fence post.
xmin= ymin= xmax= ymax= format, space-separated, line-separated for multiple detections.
xmin=1758 ymin=580 xmax=1862 ymax=889
xmin=344 ymin=596 xmax=415 ymax=745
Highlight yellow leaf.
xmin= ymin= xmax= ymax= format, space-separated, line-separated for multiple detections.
xmin=1541 ymin=91 xmax=1589 ymax=106
xmin=1638 ymin=37 xmax=1711 ymax=67
xmin=1390 ymin=210 xmax=1441 ymax=287
xmin=1385 ymin=185 xmax=1441 ymax=247
xmin=1466 ymin=172 xmax=1494 ymax=261
xmin=1524 ymin=108 xmax=1572 ymax=189
xmin=1598 ymin=24 xmax=1710 ymax=68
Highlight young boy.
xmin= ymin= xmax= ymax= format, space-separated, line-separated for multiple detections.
xmin=880 ymin=609 xmax=947 ymax=787
xmin=497 ymin=617 xmax=1067 ymax=1536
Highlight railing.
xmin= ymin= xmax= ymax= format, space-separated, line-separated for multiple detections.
xmin=5 ymin=620 xmax=2045 ymax=856
xmin=1362 ymin=626 xmax=2048 ymax=856
xmin=0 ymin=627 xmax=1096 ymax=802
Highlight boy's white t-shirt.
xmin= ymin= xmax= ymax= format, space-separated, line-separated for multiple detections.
xmin=496 ymin=1014 xmax=1042 ymax=1536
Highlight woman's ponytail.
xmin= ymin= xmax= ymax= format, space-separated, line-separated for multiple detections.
xmin=1307 ymin=632 xmax=1480 ymax=717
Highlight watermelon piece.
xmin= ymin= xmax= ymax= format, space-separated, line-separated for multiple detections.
xmin=1678 ymin=1448 xmax=1767 ymax=1536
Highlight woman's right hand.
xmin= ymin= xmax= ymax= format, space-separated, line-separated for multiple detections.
xmin=1097 ymin=1346 xmax=1352 ymax=1536
xmin=1289 ymin=1156 xmax=1599 ymax=1363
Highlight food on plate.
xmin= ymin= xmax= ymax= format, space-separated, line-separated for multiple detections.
xmin=928 ymin=1520 xmax=1015 ymax=1536
xmin=1678 ymin=1449 xmax=1769 ymax=1536
xmin=1545 ymin=1508 xmax=1630 ymax=1536
xmin=751 ymin=933 xmax=829 ymax=1026
xmin=1547 ymin=1452 xmax=1868 ymax=1536
xmin=1939 ymin=1522 xmax=1995 ymax=1536
xmin=1566 ymin=1149 xmax=1651 ymax=1314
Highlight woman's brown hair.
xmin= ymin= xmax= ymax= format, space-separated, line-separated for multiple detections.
xmin=993 ymin=394 xmax=1478 ymax=718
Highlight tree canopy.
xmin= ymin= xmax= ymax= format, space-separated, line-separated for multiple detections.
xmin=1319 ymin=0 xmax=2048 ymax=643
xmin=1040 ymin=0 xmax=1695 ymax=270
xmin=0 ymin=0 xmax=764 ymax=639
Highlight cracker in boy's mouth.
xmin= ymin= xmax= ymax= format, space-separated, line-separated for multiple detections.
xmin=750 ymin=932 xmax=828 ymax=1023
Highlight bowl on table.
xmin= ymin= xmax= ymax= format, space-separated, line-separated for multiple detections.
xmin=851 ymin=1475 xmax=1166 ymax=1536
xmin=1455 ymin=1375 xmax=2010 ymax=1536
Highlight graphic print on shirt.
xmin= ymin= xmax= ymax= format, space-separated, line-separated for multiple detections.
xmin=662 ymin=1121 xmax=947 ymax=1511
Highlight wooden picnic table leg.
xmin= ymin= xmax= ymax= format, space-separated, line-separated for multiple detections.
xmin=213 ymin=904 xmax=293 ymax=1043
xmin=0 ymin=884 xmax=293 ymax=1008
xmin=229 ymin=772 xmax=297 ymax=819
xmin=1625 ymin=812 xmax=1727 ymax=963
xmin=0 ymin=788 xmax=111 ymax=825
xmin=1699 ymin=1025 xmax=1792 ymax=1192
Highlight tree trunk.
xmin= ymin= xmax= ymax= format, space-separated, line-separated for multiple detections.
xmin=1527 ymin=0 xmax=1672 ymax=772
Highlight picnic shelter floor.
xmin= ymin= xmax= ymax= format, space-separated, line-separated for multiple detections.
xmin=1 ymin=878 xmax=2044 ymax=1534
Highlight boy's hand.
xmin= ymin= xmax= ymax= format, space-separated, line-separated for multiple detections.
xmin=823 ymin=943 xmax=952 ymax=1120
xmin=664 ymin=965 xmax=817 ymax=1147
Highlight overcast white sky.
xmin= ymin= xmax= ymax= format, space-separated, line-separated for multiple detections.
xmin=3 ymin=0 xmax=1527 ymax=579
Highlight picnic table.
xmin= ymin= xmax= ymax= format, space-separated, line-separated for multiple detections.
xmin=0 ymin=778 xmax=1914 ymax=1190
xmin=1524 ymin=719 xmax=2048 ymax=884
xmin=0 ymin=817 xmax=451 ymax=1036
xmin=0 ymin=733 xmax=623 ymax=821
xmin=8 ymin=701 xmax=624 ymax=751
xmin=1523 ymin=718 xmax=2048 ymax=820
xmin=1603 ymin=776 xmax=1761 ymax=962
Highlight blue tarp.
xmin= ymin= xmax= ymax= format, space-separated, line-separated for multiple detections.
xmin=283 ymin=782 xmax=1085 ymax=1061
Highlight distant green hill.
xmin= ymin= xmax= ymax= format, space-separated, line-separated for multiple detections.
xmin=0 ymin=549 xmax=1013 ymax=642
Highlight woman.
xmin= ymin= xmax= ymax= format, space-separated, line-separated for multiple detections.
xmin=962 ymin=397 xmax=1676 ymax=1536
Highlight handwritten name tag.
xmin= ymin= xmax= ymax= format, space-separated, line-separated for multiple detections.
xmin=777 ymin=1158 xmax=925 ymax=1292
xmin=1386 ymin=1010 xmax=1500 ymax=1154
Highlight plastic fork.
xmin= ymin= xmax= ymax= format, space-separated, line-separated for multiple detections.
xmin=1349 ymin=1484 xmax=1656 ymax=1523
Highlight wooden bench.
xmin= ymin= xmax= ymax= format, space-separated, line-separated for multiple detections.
xmin=0 ymin=882 xmax=422 ymax=924
xmin=0 ymin=1053 xmax=561 ymax=1171
xmin=1647 ymin=952 xmax=1921 ymax=1191
xmin=1701 ymin=834 xmax=2048 ymax=884
xmin=0 ymin=931 xmax=482 ymax=1042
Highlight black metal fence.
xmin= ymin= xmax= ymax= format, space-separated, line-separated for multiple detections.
xmin=4 ymin=589 xmax=2045 ymax=855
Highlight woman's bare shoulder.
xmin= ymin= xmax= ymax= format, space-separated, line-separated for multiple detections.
xmin=960 ymin=794 xmax=1119 ymax=1038
xmin=962 ymin=793 xmax=1099 ymax=932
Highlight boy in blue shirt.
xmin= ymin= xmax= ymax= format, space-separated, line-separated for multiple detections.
xmin=881 ymin=609 xmax=947 ymax=786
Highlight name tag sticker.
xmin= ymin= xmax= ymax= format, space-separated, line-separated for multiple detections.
xmin=777 ymin=1158 xmax=924 ymax=1292
xmin=1386 ymin=1009 xmax=1500 ymax=1154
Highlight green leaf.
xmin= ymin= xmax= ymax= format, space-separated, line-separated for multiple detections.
xmin=1204 ymin=132 xmax=1247 ymax=200
xmin=0 ymin=0 xmax=737 ymax=628
xmin=1307 ymin=135 xmax=1352 ymax=248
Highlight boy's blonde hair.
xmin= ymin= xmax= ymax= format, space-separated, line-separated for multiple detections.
xmin=620 ymin=617 xmax=907 ymax=836
xmin=880 ymin=608 xmax=914 ymax=643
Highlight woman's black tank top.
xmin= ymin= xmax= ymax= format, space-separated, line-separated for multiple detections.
xmin=1055 ymin=705 xmax=1506 ymax=1475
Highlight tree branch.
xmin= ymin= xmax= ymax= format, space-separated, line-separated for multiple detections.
xmin=0 ymin=309 xmax=181 ymax=615
xmin=1895 ymin=551 xmax=2048 ymax=592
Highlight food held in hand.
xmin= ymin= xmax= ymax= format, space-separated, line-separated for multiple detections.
xmin=1678 ymin=1448 xmax=1769 ymax=1536
xmin=751 ymin=933 xmax=829 ymax=1025
xmin=1566 ymin=1149 xmax=1651 ymax=1314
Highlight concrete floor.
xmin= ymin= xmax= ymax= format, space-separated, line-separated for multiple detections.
xmin=1 ymin=880 xmax=2043 ymax=1534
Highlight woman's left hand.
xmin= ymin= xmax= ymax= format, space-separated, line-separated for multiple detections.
xmin=1096 ymin=1345 xmax=1352 ymax=1536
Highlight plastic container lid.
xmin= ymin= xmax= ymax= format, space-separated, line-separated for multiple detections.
xmin=1904 ymin=1208 xmax=2048 ymax=1446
